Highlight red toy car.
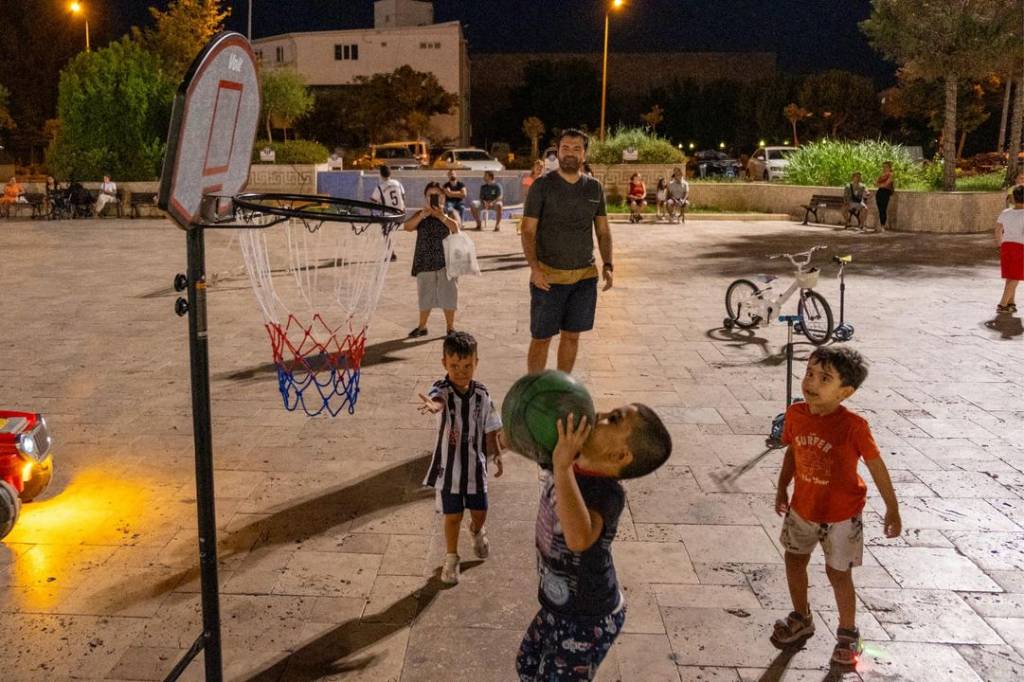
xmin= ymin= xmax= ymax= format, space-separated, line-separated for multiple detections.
xmin=1 ymin=411 xmax=54 ymax=539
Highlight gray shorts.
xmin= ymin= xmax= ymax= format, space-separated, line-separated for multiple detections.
xmin=416 ymin=269 xmax=458 ymax=310
xmin=780 ymin=509 xmax=864 ymax=571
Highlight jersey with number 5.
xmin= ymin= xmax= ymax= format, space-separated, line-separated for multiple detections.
xmin=375 ymin=179 xmax=406 ymax=212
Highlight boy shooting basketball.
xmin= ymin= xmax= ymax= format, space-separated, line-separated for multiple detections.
xmin=516 ymin=404 xmax=672 ymax=681
xmin=773 ymin=347 xmax=901 ymax=666
xmin=420 ymin=332 xmax=503 ymax=584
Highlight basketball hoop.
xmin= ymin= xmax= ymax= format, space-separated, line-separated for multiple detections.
xmin=229 ymin=193 xmax=403 ymax=416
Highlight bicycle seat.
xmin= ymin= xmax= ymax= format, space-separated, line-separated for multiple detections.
xmin=832 ymin=255 xmax=852 ymax=264
xmin=756 ymin=274 xmax=778 ymax=283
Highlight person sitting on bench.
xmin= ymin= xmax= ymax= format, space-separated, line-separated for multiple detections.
xmin=843 ymin=172 xmax=870 ymax=230
xmin=627 ymin=172 xmax=647 ymax=224
xmin=666 ymin=167 xmax=689 ymax=224
xmin=471 ymin=171 xmax=504 ymax=231
xmin=94 ymin=175 xmax=118 ymax=217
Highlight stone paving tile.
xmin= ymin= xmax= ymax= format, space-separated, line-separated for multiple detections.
xmin=955 ymin=643 xmax=1024 ymax=681
xmin=987 ymin=618 xmax=1024 ymax=658
xmin=859 ymin=588 xmax=1003 ymax=645
xmin=662 ymin=605 xmax=835 ymax=669
xmin=870 ymin=546 xmax=1002 ymax=591
xmin=946 ymin=531 xmax=1024 ymax=571
xmin=856 ymin=641 xmax=984 ymax=681
xmin=402 ymin=626 xmax=524 ymax=682
xmin=614 ymin=632 xmax=684 ymax=681
xmin=678 ymin=667 xmax=742 ymax=681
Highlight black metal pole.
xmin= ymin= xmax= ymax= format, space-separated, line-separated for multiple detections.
xmin=184 ymin=225 xmax=224 ymax=681
xmin=838 ymin=264 xmax=846 ymax=327
xmin=785 ymin=319 xmax=794 ymax=407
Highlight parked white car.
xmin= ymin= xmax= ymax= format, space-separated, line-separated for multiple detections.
xmin=433 ymin=148 xmax=505 ymax=172
xmin=747 ymin=146 xmax=799 ymax=181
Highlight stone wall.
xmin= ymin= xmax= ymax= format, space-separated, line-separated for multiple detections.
xmin=591 ymin=166 xmax=1003 ymax=233
xmin=247 ymin=164 xmax=318 ymax=194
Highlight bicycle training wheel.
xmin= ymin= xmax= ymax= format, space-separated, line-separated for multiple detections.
xmin=725 ymin=279 xmax=761 ymax=329
xmin=798 ymin=290 xmax=834 ymax=345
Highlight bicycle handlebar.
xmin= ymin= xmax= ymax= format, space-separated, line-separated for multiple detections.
xmin=767 ymin=244 xmax=827 ymax=267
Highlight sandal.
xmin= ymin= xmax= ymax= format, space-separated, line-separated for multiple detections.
xmin=997 ymin=304 xmax=1013 ymax=314
xmin=408 ymin=327 xmax=428 ymax=338
xmin=771 ymin=610 xmax=815 ymax=645
xmin=831 ymin=627 xmax=862 ymax=666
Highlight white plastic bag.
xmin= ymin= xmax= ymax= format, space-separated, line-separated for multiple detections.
xmin=443 ymin=231 xmax=481 ymax=280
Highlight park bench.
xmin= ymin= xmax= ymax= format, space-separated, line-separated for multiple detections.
xmin=2 ymin=192 xmax=46 ymax=219
xmin=129 ymin=191 xmax=158 ymax=218
xmin=91 ymin=188 xmax=126 ymax=218
xmin=801 ymin=194 xmax=846 ymax=225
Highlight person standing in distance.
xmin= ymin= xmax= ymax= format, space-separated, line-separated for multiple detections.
xmin=372 ymin=165 xmax=406 ymax=261
xmin=521 ymin=128 xmax=613 ymax=375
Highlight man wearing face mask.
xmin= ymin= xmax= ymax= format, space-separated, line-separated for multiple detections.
xmin=521 ymin=128 xmax=614 ymax=374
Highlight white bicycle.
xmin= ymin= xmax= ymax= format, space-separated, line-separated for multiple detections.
xmin=722 ymin=245 xmax=834 ymax=345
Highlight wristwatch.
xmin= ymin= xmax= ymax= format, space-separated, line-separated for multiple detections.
xmin=602 ymin=262 xmax=614 ymax=271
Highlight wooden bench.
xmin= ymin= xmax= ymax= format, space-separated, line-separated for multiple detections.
xmin=92 ymin=188 xmax=126 ymax=218
xmin=2 ymin=192 xmax=46 ymax=219
xmin=129 ymin=191 xmax=158 ymax=218
xmin=801 ymin=194 xmax=846 ymax=225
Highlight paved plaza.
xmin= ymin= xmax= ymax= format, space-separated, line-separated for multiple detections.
xmin=2 ymin=214 xmax=1024 ymax=681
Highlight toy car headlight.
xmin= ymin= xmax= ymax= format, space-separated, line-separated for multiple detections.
xmin=17 ymin=433 xmax=38 ymax=458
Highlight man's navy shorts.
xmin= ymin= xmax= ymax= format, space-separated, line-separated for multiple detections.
xmin=530 ymin=277 xmax=598 ymax=339
xmin=440 ymin=491 xmax=488 ymax=514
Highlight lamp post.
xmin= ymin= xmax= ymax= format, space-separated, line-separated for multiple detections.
xmin=599 ymin=0 xmax=624 ymax=142
xmin=69 ymin=2 xmax=90 ymax=52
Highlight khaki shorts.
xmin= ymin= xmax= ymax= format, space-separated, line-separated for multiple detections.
xmin=416 ymin=269 xmax=458 ymax=310
xmin=780 ymin=509 xmax=863 ymax=571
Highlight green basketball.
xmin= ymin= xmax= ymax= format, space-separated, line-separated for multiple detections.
xmin=501 ymin=370 xmax=596 ymax=468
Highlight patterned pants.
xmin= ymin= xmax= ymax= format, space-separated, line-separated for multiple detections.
xmin=515 ymin=605 xmax=626 ymax=681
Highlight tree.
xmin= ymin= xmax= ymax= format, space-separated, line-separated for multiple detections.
xmin=134 ymin=0 xmax=230 ymax=83
xmin=797 ymin=70 xmax=880 ymax=139
xmin=641 ymin=104 xmax=664 ymax=134
xmin=883 ymin=76 xmax=995 ymax=159
xmin=783 ymin=103 xmax=811 ymax=146
xmin=0 ymin=84 xmax=15 ymax=133
xmin=862 ymin=0 xmax=1016 ymax=190
xmin=522 ymin=116 xmax=545 ymax=160
xmin=260 ymin=68 xmax=314 ymax=142
xmin=48 ymin=38 xmax=175 ymax=180
xmin=348 ymin=66 xmax=457 ymax=143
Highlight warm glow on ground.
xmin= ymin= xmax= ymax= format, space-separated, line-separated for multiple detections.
xmin=5 ymin=468 xmax=154 ymax=609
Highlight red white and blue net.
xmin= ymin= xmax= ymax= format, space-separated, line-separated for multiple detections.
xmin=238 ymin=211 xmax=398 ymax=416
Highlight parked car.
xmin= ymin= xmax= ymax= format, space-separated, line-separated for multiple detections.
xmin=1 ymin=411 xmax=54 ymax=539
xmin=433 ymin=148 xmax=505 ymax=172
xmin=689 ymin=150 xmax=742 ymax=178
xmin=747 ymin=146 xmax=799 ymax=181
xmin=353 ymin=140 xmax=430 ymax=170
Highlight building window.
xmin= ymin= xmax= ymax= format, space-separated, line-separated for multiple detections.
xmin=381 ymin=41 xmax=387 ymax=47
xmin=275 ymin=46 xmax=284 ymax=63
xmin=255 ymin=49 xmax=263 ymax=62
xmin=434 ymin=42 xmax=441 ymax=49
xmin=334 ymin=44 xmax=359 ymax=60
xmin=420 ymin=42 xmax=427 ymax=49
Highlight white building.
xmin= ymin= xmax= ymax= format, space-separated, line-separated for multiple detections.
xmin=253 ymin=0 xmax=470 ymax=145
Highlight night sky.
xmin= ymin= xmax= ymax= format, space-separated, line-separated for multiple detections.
xmin=105 ymin=0 xmax=894 ymax=84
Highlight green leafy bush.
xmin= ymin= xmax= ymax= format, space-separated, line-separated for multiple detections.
xmin=252 ymin=139 xmax=330 ymax=164
xmin=48 ymin=38 xmax=175 ymax=180
xmin=588 ymin=127 xmax=686 ymax=165
xmin=783 ymin=139 xmax=925 ymax=188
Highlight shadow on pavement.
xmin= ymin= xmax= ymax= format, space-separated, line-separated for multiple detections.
xmin=695 ymin=228 xmax=998 ymax=279
xmin=243 ymin=561 xmax=485 ymax=681
xmin=90 ymin=454 xmax=434 ymax=610
xmin=705 ymin=326 xmax=816 ymax=367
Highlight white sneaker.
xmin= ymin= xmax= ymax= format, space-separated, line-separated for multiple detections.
xmin=471 ymin=526 xmax=490 ymax=559
xmin=441 ymin=553 xmax=460 ymax=584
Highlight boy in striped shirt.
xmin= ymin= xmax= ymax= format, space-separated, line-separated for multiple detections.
xmin=419 ymin=331 xmax=504 ymax=584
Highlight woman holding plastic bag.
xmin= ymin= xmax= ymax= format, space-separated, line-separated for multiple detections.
xmin=405 ymin=182 xmax=463 ymax=337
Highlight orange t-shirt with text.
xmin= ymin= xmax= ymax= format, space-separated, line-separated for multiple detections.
xmin=782 ymin=402 xmax=880 ymax=523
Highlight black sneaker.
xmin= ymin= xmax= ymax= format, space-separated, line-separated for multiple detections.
xmin=408 ymin=327 xmax=428 ymax=338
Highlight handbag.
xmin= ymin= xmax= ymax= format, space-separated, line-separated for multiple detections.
xmin=442 ymin=231 xmax=481 ymax=280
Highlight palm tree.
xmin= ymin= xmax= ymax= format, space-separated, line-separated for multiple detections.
xmin=783 ymin=103 xmax=811 ymax=146
xmin=522 ymin=116 xmax=545 ymax=161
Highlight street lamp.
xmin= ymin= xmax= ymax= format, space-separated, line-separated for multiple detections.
xmin=69 ymin=2 xmax=90 ymax=52
xmin=599 ymin=0 xmax=625 ymax=142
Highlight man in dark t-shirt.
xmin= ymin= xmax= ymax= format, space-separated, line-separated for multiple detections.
xmin=521 ymin=128 xmax=614 ymax=375
xmin=443 ymin=169 xmax=467 ymax=222
xmin=471 ymin=170 xmax=504 ymax=231
xmin=515 ymin=404 xmax=673 ymax=681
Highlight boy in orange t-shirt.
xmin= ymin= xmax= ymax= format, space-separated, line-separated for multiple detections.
xmin=773 ymin=346 xmax=901 ymax=667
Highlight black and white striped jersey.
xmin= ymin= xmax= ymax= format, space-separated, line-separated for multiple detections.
xmin=422 ymin=378 xmax=503 ymax=495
